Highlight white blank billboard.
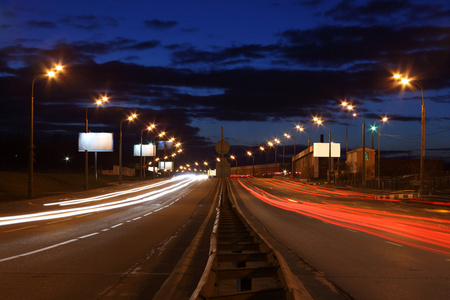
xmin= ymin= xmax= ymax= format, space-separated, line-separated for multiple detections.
xmin=133 ymin=144 xmax=156 ymax=157
xmin=313 ymin=143 xmax=340 ymax=158
xmin=158 ymin=161 xmax=173 ymax=171
xmin=78 ymin=133 xmax=113 ymax=152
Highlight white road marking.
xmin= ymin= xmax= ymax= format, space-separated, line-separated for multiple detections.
xmin=79 ymin=232 xmax=99 ymax=239
xmin=47 ymin=218 xmax=73 ymax=224
xmin=75 ymin=213 xmax=93 ymax=218
xmin=346 ymin=229 xmax=358 ymax=233
xmin=4 ymin=225 xmax=38 ymax=233
xmin=111 ymin=223 xmax=123 ymax=228
xmin=132 ymin=217 xmax=141 ymax=221
xmin=0 ymin=239 xmax=78 ymax=262
xmin=385 ymin=241 xmax=403 ymax=247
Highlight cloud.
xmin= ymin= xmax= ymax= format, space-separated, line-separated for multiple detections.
xmin=325 ymin=0 xmax=449 ymax=25
xmin=144 ymin=19 xmax=178 ymax=30
xmin=59 ymin=15 xmax=120 ymax=30
xmin=25 ymin=20 xmax=57 ymax=29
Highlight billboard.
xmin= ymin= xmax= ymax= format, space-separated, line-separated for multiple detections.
xmin=158 ymin=161 xmax=173 ymax=171
xmin=156 ymin=140 xmax=174 ymax=150
xmin=133 ymin=144 xmax=156 ymax=157
xmin=313 ymin=143 xmax=340 ymax=158
xmin=78 ymin=133 xmax=113 ymax=152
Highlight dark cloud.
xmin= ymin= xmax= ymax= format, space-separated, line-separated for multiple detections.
xmin=144 ymin=19 xmax=178 ymax=30
xmin=295 ymin=0 xmax=324 ymax=6
xmin=326 ymin=0 xmax=449 ymax=25
xmin=171 ymin=44 xmax=277 ymax=65
xmin=59 ymin=15 xmax=120 ymax=30
xmin=25 ymin=20 xmax=57 ymax=29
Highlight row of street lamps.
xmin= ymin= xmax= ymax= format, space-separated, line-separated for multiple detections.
xmin=28 ymin=64 xmax=184 ymax=198
xmin=235 ymin=72 xmax=424 ymax=196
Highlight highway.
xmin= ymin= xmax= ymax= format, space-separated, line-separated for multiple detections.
xmin=229 ymin=177 xmax=450 ymax=300
xmin=0 ymin=175 xmax=218 ymax=299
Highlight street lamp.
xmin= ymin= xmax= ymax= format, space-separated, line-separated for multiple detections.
xmin=260 ymin=146 xmax=268 ymax=175
xmin=29 ymin=65 xmax=63 ymax=199
xmin=230 ymin=155 xmax=237 ymax=174
xmin=296 ymin=124 xmax=310 ymax=182
xmin=394 ymin=73 xmax=425 ymax=197
xmin=247 ymin=151 xmax=254 ymax=176
xmin=313 ymin=117 xmax=332 ymax=183
xmin=84 ymin=96 xmax=108 ymax=190
xmin=342 ymin=103 xmax=366 ymax=188
xmin=140 ymin=124 xmax=156 ymax=180
xmin=273 ymin=138 xmax=280 ymax=165
xmin=119 ymin=113 xmax=137 ymax=184
xmin=371 ymin=117 xmax=388 ymax=189
xmin=284 ymin=133 xmax=295 ymax=177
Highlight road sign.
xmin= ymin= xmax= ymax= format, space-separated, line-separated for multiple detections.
xmin=215 ymin=140 xmax=230 ymax=155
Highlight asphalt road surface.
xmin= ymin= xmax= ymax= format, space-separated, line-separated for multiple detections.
xmin=229 ymin=177 xmax=450 ymax=300
xmin=0 ymin=176 xmax=218 ymax=299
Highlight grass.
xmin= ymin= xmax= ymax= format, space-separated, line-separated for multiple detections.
xmin=0 ymin=170 xmax=142 ymax=201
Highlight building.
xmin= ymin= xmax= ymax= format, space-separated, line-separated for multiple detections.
xmin=346 ymin=147 xmax=376 ymax=180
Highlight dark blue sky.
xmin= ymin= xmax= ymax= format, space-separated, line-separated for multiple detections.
xmin=1 ymin=0 xmax=449 ymax=165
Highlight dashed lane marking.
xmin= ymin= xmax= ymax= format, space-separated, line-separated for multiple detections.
xmin=3 ymin=225 xmax=38 ymax=233
xmin=385 ymin=241 xmax=403 ymax=247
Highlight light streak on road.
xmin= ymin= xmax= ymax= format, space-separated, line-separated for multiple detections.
xmin=45 ymin=176 xmax=184 ymax=206
xmin=0 ymin=176 xmax=206 ymax=226
xmin=238 ymin=179 xmax=450 ymax=256
xmin=258 ymin=178 xmax=395 ymax=201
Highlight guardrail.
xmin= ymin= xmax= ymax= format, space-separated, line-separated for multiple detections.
xmin=191 ymin=179 xmax=307 ymax=299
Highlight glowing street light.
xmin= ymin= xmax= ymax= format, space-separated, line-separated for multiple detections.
xmin=342 ymin=102 xmax=366 ymax=188
xmin=29 ymin=64 xmax=63 ymax=198
xmin=119 ymin=113 xmax=137 ymax=184
xmin=84 ymin=96 xmax=108 ymax=190
xmin=313 ymin=117 xmax=332 ymax=183
xmin=229 ymin=155 xmax=238 ymax=174
xmin=372 ymin=116 xmax=389 ymax=189
xmin=273 ymin=138 xmax=280 ymax=165
xmin=247 ymin=151 xmax=255 ymax=176
xmin=296 ymin=124 xmax=311 ymax=182
xmin=394 ymin=73 xmax=425 ymax=197
xmin=140 ymin=124 xmax=156 ymax=180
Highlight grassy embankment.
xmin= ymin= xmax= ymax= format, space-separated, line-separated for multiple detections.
xmin=0 ymin=170 xmax=141 ymax=202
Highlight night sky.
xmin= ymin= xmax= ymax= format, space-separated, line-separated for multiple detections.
xmin=1 ymin=0 xmax=449 ymax=169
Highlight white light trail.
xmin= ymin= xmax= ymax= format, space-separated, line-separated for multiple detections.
xmin=44 ymin=179 xmax=173 ymax=206
xmin=0 ymin=177 xmax=197 ymax=226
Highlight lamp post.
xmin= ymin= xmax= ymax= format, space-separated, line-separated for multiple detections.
xmin=296 ymin=125 xmax=310 ymax=182
xmin=371 ymin=117 xmax=388 ymax=190
xmin=119 ymin=113 xmax=137 ymax=184
xmin=28 ymin=65 xmax=62 ymax=199
xmin=394 ymin=74 xmax=425 ymax=197
xmin=283 ymin=133 xmax=295 ymax=177
xmin=140 ymin=124 xmax=156 ymax=180
xmin=273 ymin=138 xmax=280 ymax=167
xmin=313 ymin=117 xmax=332 ymax=183
xmin=247 ymin=151 xmax=254 ymax=176
xmin=342 ymin=103 xmax=366 ymax=188
xmin=230 ymin=155 xmax=237 ymax=174
xmin=85 ymin=96 xmax=108 ymax=190
xmin=260 ymin=146 xmax=268 ymax=176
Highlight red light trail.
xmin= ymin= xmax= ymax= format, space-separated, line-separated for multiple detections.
xmin=238 ymin=179 xmax=450 ymax=256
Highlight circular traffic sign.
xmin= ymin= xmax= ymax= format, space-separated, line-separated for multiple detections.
xmin=215 ymin=140 xmax=230 ymax=155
